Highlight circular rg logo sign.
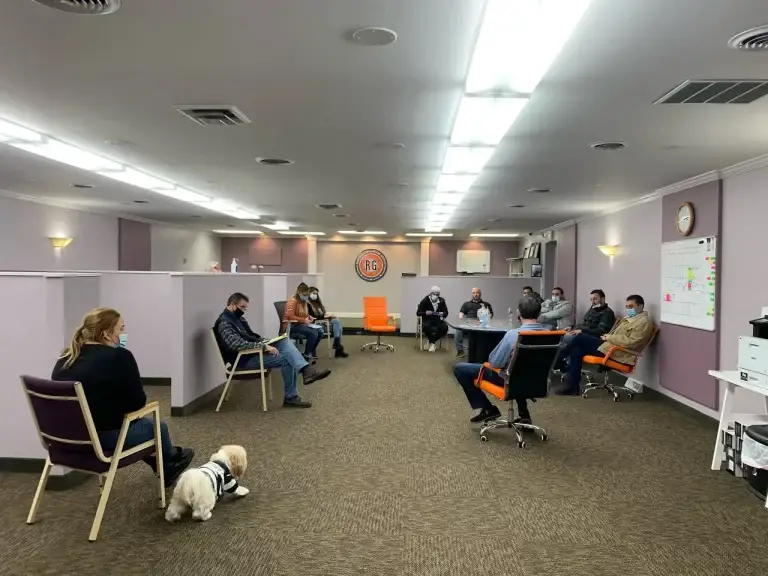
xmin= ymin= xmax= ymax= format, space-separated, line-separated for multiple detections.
xmin=355 ymin=249 xmax=388 ymax=282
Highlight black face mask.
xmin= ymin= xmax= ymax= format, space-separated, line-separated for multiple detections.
xmin=234 ymin=308 xmax=245 ymax=318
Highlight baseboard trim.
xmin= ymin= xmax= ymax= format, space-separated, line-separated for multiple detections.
xmin=171 ymin=382 xmax=225 ymax=417
xmin=142 ymin=377 xmax=171 ymax=387
xmin=0 ymin=458 xmax=93 ymax=490
xmin=644 ymin=387 xmax=718 ymax=428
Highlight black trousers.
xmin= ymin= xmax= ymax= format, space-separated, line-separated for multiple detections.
xmin=423 ymin=320 xmax=448 ymax=344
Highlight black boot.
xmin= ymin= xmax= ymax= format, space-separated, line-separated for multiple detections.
xmin=335 ymin=344 xmax=348 ymax=358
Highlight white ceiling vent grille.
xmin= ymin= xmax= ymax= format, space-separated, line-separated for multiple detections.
xmin=29 ymin=0 xmax=121 ymax=15
xmin=655 ymin=80 xmax=768 ymax=104
xmin=315 ymin=203 xmax=342 ymax=210
xmin=728 ymin=26 xmax=768 ymax=50
xmin=173 ymin=105 xmax=251 ymax=126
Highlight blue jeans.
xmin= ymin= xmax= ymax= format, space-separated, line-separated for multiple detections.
xmin=455 ymin=329 xmax=464 ymax=351
xmin=99 ymin=416 xmax=174 ymax=460
xmin=453 ymin=363 xmax=530 ymax=420
xmin=289 ymin=323 xmax=321 ymax=356
xmin=564 ymin=333 xmax=603 ymax=391
xmin=238 ymin=337 xmax=308 ymax=400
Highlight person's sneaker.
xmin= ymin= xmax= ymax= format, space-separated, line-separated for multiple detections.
xmin=283 ymin=396 xmax=312 ymax=408
xmin=469 ymin=406 xmax=501 ymax=423
xmin=163 ymin=447 xmax=195 ymax=488
xmin=334 ymin=345 xmax=349 ymax=358
xmin=428 ymin=343 xmax=436 ymax=353
xmin=423 ymin=343 xmax=430 ymax=351
xmin=302 ymin=366 xmax=331 ymax=385
xmin=513 ymin=417 xmax=533 ymax=426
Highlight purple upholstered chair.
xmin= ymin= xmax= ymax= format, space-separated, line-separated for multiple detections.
xmin=20 ymin=375 xmax=166 ymax=542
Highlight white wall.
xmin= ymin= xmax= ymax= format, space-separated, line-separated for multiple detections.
xmin=0 ymin=196 xmax=118 ymax=271
xmin=317 ymin=242 xmax=420 ymax=315
xmin=150 ymin=225 xmax=221 ymax=272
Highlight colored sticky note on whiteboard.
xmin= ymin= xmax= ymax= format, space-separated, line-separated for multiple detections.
xmin=705 ymin=256 xmax=710 ymax=260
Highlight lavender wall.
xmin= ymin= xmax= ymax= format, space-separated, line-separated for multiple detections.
xmin=658 ymin=181 xmax=722 ymax=410
xmin=428 ymin=240 xmax=520 ymax=276
xmin=221 ymin=237 xmax=308 ymax=273
xmin=555 ymin=225 xmax=577 ymax=301
xmin=118 ymin=218 xmax=151 ymax=271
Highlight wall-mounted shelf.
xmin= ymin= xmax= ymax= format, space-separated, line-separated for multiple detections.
xmin=506 ymin=256 xmax=539 ymax=277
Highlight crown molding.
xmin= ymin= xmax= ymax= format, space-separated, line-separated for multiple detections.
xmin=719 ymin=153 xmax=768 ymax=179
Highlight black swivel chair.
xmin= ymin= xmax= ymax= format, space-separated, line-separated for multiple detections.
xmin=474 ymin=330 xmax=565 ymax=448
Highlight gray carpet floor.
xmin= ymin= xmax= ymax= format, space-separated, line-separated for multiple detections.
xmin=2 ymin=335 xmax=768 ymax=575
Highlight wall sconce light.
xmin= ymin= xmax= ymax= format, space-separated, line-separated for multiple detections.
xmin=597 ymin=245 xmax=619 ymax=257
xmin=49 ymin=237 xmax=74 ymax=248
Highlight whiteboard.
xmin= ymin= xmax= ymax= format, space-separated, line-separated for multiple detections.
xmin=456 ymin=250 xmax=491 ymax=274
xmin=660 ymin=236 xmax=717 ymax=331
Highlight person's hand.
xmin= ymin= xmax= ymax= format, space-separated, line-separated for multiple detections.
xmin=568 ymin=329 xmax=581 ymax=336
xmin=600 ymin=334 xmax=609 ymax=341
xmin=265 ymin=345 xmax=279 ymax=356
xmin=303 ymin=317 xmax=312 ymax=324
xmin=425 ymin=310 xmax=433 ymax=315
xmin=437 ymin=312 xmax=444 ymax=317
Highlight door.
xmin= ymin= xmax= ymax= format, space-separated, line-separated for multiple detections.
xmin=543 ymin=241 xmax=557 ymax=296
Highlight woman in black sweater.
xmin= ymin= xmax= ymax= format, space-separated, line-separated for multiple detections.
xmin=52 ymin=307 xmax=193 ymax=486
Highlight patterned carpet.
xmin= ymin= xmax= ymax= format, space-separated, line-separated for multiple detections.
xmin=2 ymin=335 xmax=768 ymax=575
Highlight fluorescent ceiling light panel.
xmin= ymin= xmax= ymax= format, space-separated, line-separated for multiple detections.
xmin=406 ymin=232 xmax=453 ymax=237
xmin=213 ymin=229 xmax=263 ymax=234
xmin=12 ymin=138 xmax=123 ymax=171
xmin=150 ymin=187 xmax=210 ymax=203
xmin=230 ymin=209 xmax=260 ymax=220
xmin=338 ymin=230 xmax=387 ymax=236
xmin=437 ymin=174 xmax=477 ymax=193
xmin=424 ymin=227 xmax=445 ymax=233
xmin=432 ymin=192 xmax=465 ymax=206
xmin=429 ymin=205 xmax=456 ymax=216
xmin=450 ymin=96 xmax=528 ymax=146
xmin=442 ymin=147 xmax=495 ymax=174
xmin=98 ymin=168 xmax=175 ymax=190
xmin=278 ymin=231 xmax=325 ymax=236
xmin=469 ymin=233 xmax=520 ymax=238
xmin=263 ymin=221 xmax=290 ymax=231
xmin=466 ymin=0 xmax=593 ymax=95
xmin=0 ymin=119 xmax=42 ymax=143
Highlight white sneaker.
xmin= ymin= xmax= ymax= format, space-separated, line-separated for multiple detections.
xmin=428 ymin=343 xmax=436 ymax=352
xmin=423 ymin=343 xmax=430 ymax=351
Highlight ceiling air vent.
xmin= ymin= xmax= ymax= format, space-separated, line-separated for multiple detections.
xmin=315 ymin=203 xmax=342 ymax=210
xmin=729 ymin=26 xmax=768 ymax=50
xmin=527 ymin=188 xmax=552 ymax=193
xmin=590 ymin=142 xmax=626 ymax=151
xmin=655 ymin=80 xmax=768 ymax=105
xmin=29 ymin=0 xmax=121 ymax=15
xmin=173 ymin=105 xmax=251 ymax=126
xmin=256 ymin=157 xmax=294 ymax=166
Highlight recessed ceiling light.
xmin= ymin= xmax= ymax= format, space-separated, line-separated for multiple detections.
xmin=133 ymin=200 xmax=150 ymax=204
xmin=470 ymin=232 xmax=520 ymax=238
xmin=70 ymin=183 xmax=94 ymax=189
xmin=255 ymin=157 xmax=295 ymax=166
xmin=406 ymin=232 xmax=454 ymax=237
xmin=278 ymin=230 xmax=326 ymax=236
xmin=590 ymin=141 xmax=626 ymax=151
xmin=315 ymin=203 xmax=343 ymax=210
xmin=213 ymin=229 xmax=264 ymax=235
xmin=508 ymin=204 xmax=525 ymax=208
xmin=31 ymin=0 xmax=122 ymax=15
xmin=527 ymin=188 xmax=551 ymax=194
xmin=348 ymin=27 xmax=398 ymax=47
xmin=338 ymin=230 xmax=387 ymax=236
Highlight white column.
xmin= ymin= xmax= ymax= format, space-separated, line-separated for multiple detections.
xmin=307 ymin=236 xmax=317 ymax=273
xmin=420 ymin=238 xmax=430 ymax=276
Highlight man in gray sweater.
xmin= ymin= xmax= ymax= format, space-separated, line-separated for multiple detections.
xmin=538 ymin=287 xmax=574 ymax=330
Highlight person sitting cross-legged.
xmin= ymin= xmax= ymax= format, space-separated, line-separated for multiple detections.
xmin=416 ymin=286 xmax=449 ymax=352
xmin=560 ymin=294 xmax=654 ymax=395
xmin=283 ymin=282 xmax=323 ymax=362
xmin=307 ymin=286 xmax=348 ymax=358
xmin=214 ymin=292 xmax=331 ymax=409
xmin=453 ymin=297 xmax=548 ymax=424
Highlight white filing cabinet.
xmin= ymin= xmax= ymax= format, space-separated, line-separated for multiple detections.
xmin=738 ymin=336 xmax=768 ymax=390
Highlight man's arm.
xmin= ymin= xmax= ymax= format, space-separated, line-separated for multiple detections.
xmin=540 ymin=301 xmax=573 ymax=321
xmin=459 ymin=302 xmax=468 ymax=318
xmin=217 ymin=321 xmax=266 ymax=352
xmin=606 ymin=318 xmax=653 ymax=350
xmin=416 ymin=298 xmax=428 ymax=317
xmin=597 ymin=308 xmax=616 ymax=335
xmin=240 ymin=318 xmax=262 ymax=340
xmin=488 ymin=330 xmax=519 ymax=369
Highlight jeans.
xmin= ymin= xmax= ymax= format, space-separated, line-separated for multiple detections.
xmin=453 ymin=362 xmax=530 ymax=420
xmin=455 ymin=329 xmax=464 ymax=351
xmin=423 ymin=320 xmax=448 ymax=344
xmin=564 ymin=333 xmax=604 ymax=391
xmin=99 ymin=416 xmax=174 ymax=463
xmin=238 ymin=337 xmax=308 ymax=400
xmin=289 ymin=323 xmax=322 ymax=356
xmin=316 ymin=318 xmax=342 ymax=342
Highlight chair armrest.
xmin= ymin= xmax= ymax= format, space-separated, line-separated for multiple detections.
xmin=600 ymin=344 xmax=638 ymax=364
xmin=125 ymin=400 xmax=160 ymax=423
xmin=481 ymin=362 xmax=502 ymax=374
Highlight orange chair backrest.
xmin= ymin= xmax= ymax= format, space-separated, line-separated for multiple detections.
xmin=363 ymin=296 xmax=389 ymax=327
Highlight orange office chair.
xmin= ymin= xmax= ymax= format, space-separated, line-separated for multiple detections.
xmin=474 ymin=331 xmax=565 ymax=448
xmin=582 ymin=325 xmax=659 ymax=401
xmin=361 ymin=296 xmax=396 ymax=353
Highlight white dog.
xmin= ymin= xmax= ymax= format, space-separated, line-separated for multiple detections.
xmin=165 ymin=445 xmax=249 ymax=522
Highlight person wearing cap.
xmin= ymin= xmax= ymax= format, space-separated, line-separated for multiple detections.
xmin=416 ymin=286 xmax=449 ymax=352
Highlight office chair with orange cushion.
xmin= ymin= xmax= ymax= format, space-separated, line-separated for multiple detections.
xmin=582 ymin=325 xmax=659 ymax=401
xmin=474 ymin=330 xmax=565 ymax=448
xmin=361 ymin=296 xmax=396 ymax=353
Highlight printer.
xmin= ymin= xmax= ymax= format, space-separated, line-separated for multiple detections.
xmin=738 ymin=306 xmax=768 ymax=389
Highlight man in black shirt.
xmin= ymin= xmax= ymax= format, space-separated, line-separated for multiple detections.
xmin=455 ymin=287 xmax=494 ymax=358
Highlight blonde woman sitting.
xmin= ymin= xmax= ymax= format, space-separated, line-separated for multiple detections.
xmin=283 ymin=283 xmax=323 ymax=361
xmin=52 ymin=307 xmax=194 ymax=487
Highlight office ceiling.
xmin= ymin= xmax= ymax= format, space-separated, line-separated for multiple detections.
xmin=0 ymin=0 xmax=767 ymax=237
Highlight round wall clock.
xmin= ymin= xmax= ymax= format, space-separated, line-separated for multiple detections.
xmin=676 ymin=202 xmax=694 ymax=236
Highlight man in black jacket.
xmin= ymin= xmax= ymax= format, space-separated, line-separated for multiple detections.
xmin=455 ymin=287 xmax=494 ymax=358
xmin=416 ymin=286 xmax=449 ymax=352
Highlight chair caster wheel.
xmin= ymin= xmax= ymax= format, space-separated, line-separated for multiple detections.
xmin=517 ymin=441 xmax=526 ymax=448
xmin=627 ymin=393 xmax=634 ymax=400
xmin=613 ymin=395 xmax=620 ymax=402
xmin=480 ymin=435 xmax=488 ymax=442
xmin=582 ymin=393 xmax=588 ymax=399
xmin=540 ymin=433 xmax=548 ymax=442
xmin=374 ymin=349 xmax=379 ymax=353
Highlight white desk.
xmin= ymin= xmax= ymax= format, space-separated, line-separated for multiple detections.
xmin=709 ymin=369 xmax=768 ymax=509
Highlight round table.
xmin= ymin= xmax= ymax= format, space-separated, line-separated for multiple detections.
xmin=446 ymin=318 xmax=520 ymax=363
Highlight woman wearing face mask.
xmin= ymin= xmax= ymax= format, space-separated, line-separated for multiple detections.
xmin=51 ymin=307 xmax=194 ymax=487
xmin=416 ymin=286 xmax=449 ymax=352
xmin=307 ymin=286 xmax=348 ymax=358
xmin=283 ymin=283 xmax=322 ymax=361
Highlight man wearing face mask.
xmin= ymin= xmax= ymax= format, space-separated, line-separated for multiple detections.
xmin=559 ymin=294 xmax=654 ymax=395
xmin=538 ymin=287 xmax=574 ymax=330
xmin=455 ymin=287 xmax=494 ymax=358
xmin=214 ymin=293 xmax=331 ymax=409
xmin=416 ymin=286 xmax=449 ymax=352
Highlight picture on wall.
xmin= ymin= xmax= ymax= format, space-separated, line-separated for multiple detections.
xmin=355 ymin=249 xmax=388 ymax=282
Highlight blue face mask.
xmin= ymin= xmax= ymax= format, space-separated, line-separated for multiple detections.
xmin=300 ymin=295 xmax=309 ymax=302
xmin=625 ymin=308 xmax=637 ymax=318
xmin=118 ymin=334 xmax=128 ymax=348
